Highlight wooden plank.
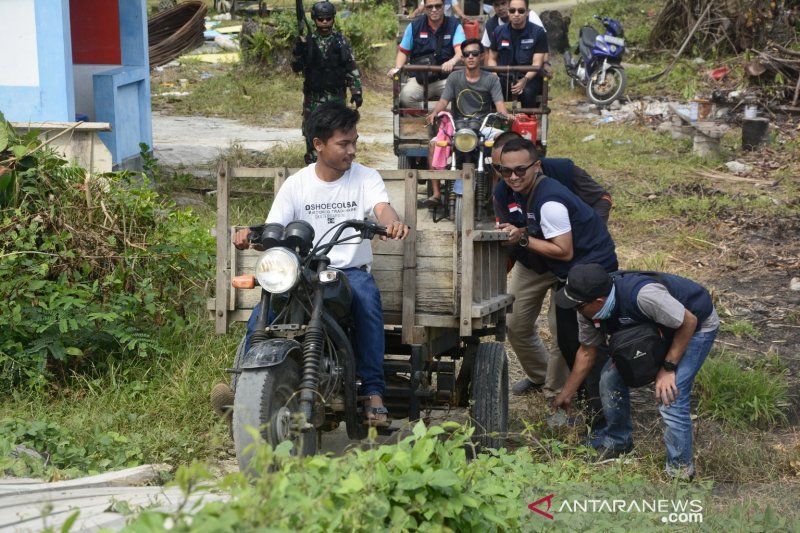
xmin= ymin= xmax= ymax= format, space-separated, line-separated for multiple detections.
xmin=460 ymin=165 xmax=475 ymax=336
xmin=215 ymin=162 xmax=231 ymax=334
xmin=0 ymin=466 xmax=171 ymax=497
xmin=472 ymin=294 xmax=515 ymax=318
xmin=402 ymin=168 xmax=417 ymax=345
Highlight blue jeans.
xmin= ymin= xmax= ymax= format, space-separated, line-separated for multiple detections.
xmin=593 ymin=327 xmax=718 ymax=477
xmin=245 ymin=267 xmax=386 ymax=398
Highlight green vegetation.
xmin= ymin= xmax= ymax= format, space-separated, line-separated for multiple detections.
xmin=124 ymin=424 xmax=797 ymax=532
xmin=695 ymin=352 xmax=789 ymax=428
xmin=720 ymin=318 xmax=761 ymax=339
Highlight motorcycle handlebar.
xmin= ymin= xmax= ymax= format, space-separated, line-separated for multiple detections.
xmin=344 ymin=218 xmax=388 ymax=238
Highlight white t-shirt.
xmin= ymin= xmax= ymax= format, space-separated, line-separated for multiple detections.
xmin=481 ymin=11 xmax=546 ymax=48
xmin=266 ymin=163 xmax=390 ymax=270
xmin=539 ymin=201 xmax=571 ymax=239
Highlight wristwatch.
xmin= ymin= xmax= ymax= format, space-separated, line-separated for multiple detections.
xmin=663 ymin=360 xmax=678 ymax=372
xmin=518 ymin=235 xmax=529 ymax=248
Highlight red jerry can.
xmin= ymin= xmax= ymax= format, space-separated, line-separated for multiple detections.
xmin=512 ymin=113 xmax=538 ymax=141
xmin=463 ymin=19 xmax=480 ymax=41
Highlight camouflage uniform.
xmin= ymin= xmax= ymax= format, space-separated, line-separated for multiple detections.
xmin=292 ymin=31 xmax=362 ymax=163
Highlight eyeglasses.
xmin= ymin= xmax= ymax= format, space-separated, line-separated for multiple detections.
xmin=315 ymin=16 xmax=333 ymax=22
xmin=508 ymin=7 xmax=527 ymax=14
xmin=496 ymin=160 xmax=538 ymax=178
xmin=425 ymin=3 xmax=444 ymax=10
xmin=463 ymin=49 xmax=481 ymax=57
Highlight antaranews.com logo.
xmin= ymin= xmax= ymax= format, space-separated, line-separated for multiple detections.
xmin=529 ymin=493 xmax=703 ymax=524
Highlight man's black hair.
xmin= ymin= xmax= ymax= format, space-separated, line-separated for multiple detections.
xmin=460 ymin=38 xmax=484 ymax=54
xmin=501 ymin=136 xmax=538 ymax=162
xmin=493 ymin=131 xmax=520 ymax=150
xmin=307 ymin=102 xmax=360 ymax=145
xmin=509 ymin=0 xmax=529 ymax=8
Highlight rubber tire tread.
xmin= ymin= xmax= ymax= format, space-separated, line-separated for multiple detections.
xmin=587 ymin=65 xmax=627 ymax=107
xmin=470 ymin=341 xmax=508 ymax=449
xmin=232 ymin=358 xmax=317 ymax=473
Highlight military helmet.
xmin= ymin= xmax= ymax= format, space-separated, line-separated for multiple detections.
xmin=311 ymin=1 xmax=336 ymax=19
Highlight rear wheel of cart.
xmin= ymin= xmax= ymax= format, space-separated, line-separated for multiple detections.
xmin=469 ymin=341 xmax=508 ymax=449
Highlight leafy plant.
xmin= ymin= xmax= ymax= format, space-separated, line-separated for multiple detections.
xmin=0 ymin=116 xmax=215 ymax=388
xmin=721 ymin=318 xmax=761 ymax=339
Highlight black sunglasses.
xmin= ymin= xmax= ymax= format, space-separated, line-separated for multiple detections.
xmin=315 ymin=16 xmax=333 ymax=22
xmin=426 ymin=3 xmax=444 ymax=10
xmin=496 ymin=160 xmax=538 ymax=178
xmin=508 ymin=7 xmax=526 ymax=14
xmin=463 ymin=50 xmax=481 ymax=57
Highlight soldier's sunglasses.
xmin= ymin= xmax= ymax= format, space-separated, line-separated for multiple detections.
xmin=495 ymin=161 xmax=538 ymax=178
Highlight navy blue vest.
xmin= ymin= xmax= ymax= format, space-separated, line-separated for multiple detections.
xmin=410 ymin=15 xmax=459 ymax=64
xmin=527 ymin=176 xmax=617 ymax=278
xmin=494 ymin=21 xmax=546 ymax=66
xmin=484 ymin=15 xmax=501 ymax=44
xmin=605 ymin=271 xmax=714 ymax=333
xmin=540 ymin=158 xmax=574 ymax=190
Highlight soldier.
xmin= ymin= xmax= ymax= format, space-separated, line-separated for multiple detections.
xmin=293 ymin=1 xmax=363 ymax=164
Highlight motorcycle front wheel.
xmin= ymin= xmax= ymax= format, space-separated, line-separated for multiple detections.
xmin=233 ymin=357 xmax=317 ymax=472
xmin=587 ymin=65 xmax=627 ymax=107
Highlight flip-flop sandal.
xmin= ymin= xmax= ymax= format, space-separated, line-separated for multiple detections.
xmin=423 ymin=196 xmax=442 ymax=208
xmin=364 ymin=405 xmax=391 ymax=428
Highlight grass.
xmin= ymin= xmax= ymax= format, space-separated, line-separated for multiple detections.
xmin=695 ymin=350 xmax=789 ymax=429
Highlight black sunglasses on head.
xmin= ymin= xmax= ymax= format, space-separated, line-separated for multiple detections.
xmin=495 ymin=160 xmax=538 ymax=178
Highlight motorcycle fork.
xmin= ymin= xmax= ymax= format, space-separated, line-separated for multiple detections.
xmin=298 ymin=263 xmax=328 ymax=431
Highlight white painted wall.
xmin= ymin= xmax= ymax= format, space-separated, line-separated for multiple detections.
xmin=0 ymin=0 xmax=40 ymax=86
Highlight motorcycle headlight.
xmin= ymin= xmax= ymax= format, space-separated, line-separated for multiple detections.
xmin=453 ymin=128 xmax=478 ymax=153
xmin=254 ymin=248 xmax=301 ymax=293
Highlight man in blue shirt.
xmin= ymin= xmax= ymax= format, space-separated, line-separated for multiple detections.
xmin=388 ymin=0 xmax=465 ymax=107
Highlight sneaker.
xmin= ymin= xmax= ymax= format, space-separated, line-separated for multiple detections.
xmin=511 ymin=378 xmax=544 ymax=396
xmin=593 ymin=443 xmax=634 ymax=462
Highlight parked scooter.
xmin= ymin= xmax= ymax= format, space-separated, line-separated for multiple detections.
xmin=563 ymin=15 xmax=627 ymax=107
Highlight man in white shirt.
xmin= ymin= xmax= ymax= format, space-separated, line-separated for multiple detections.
xmin=234 ymin=103 xmax=409 ymax=426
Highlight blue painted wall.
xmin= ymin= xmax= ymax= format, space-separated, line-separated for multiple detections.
xmin=0 ymin=0 xmax=75 ymax=122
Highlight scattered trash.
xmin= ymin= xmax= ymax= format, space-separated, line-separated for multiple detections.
xmin=725 ymin=161 xmax=751 ymax=174
xmin=582 ymin=134 xmax=596 ymax=142
xmin=188 ymin=52 xmax=240 ymax=64
xmin=159 ymin=91 xmax=191 ymax=97
xmin=692 ymin=57 xmax=706 ymax=64
xmin=217 ymin=25 xmax=242 ymax=34
xmin=613 ymin=139 xmax=632 ymax=145
xmin=709 ymin=66 xmax=729 ymax=81
xmin=214 ymin=34 xmax=240 ymax=52
xmin=200 ymin=71 xmax=214 ymax=80
xmin=212 ymin=13 xmax=232 ymax=21
xmin=790 ymin=277 xmax=800 ymax=291
xmin=204 ymin=29 xmax=222 ymax=40
xmin=596 ymin=116 xmax=615 ymax=124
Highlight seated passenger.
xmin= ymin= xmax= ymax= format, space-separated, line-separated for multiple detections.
xmin=486 ymin=0 xmax=548 ymax=109
xmin=422 ymin=38 xmax=513 ymax=206
xmin=387 ymin=0 xmax=465 ymax=108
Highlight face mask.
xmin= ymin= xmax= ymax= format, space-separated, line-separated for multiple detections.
xmin=592 ymin=285 xmax=616 ymax=321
